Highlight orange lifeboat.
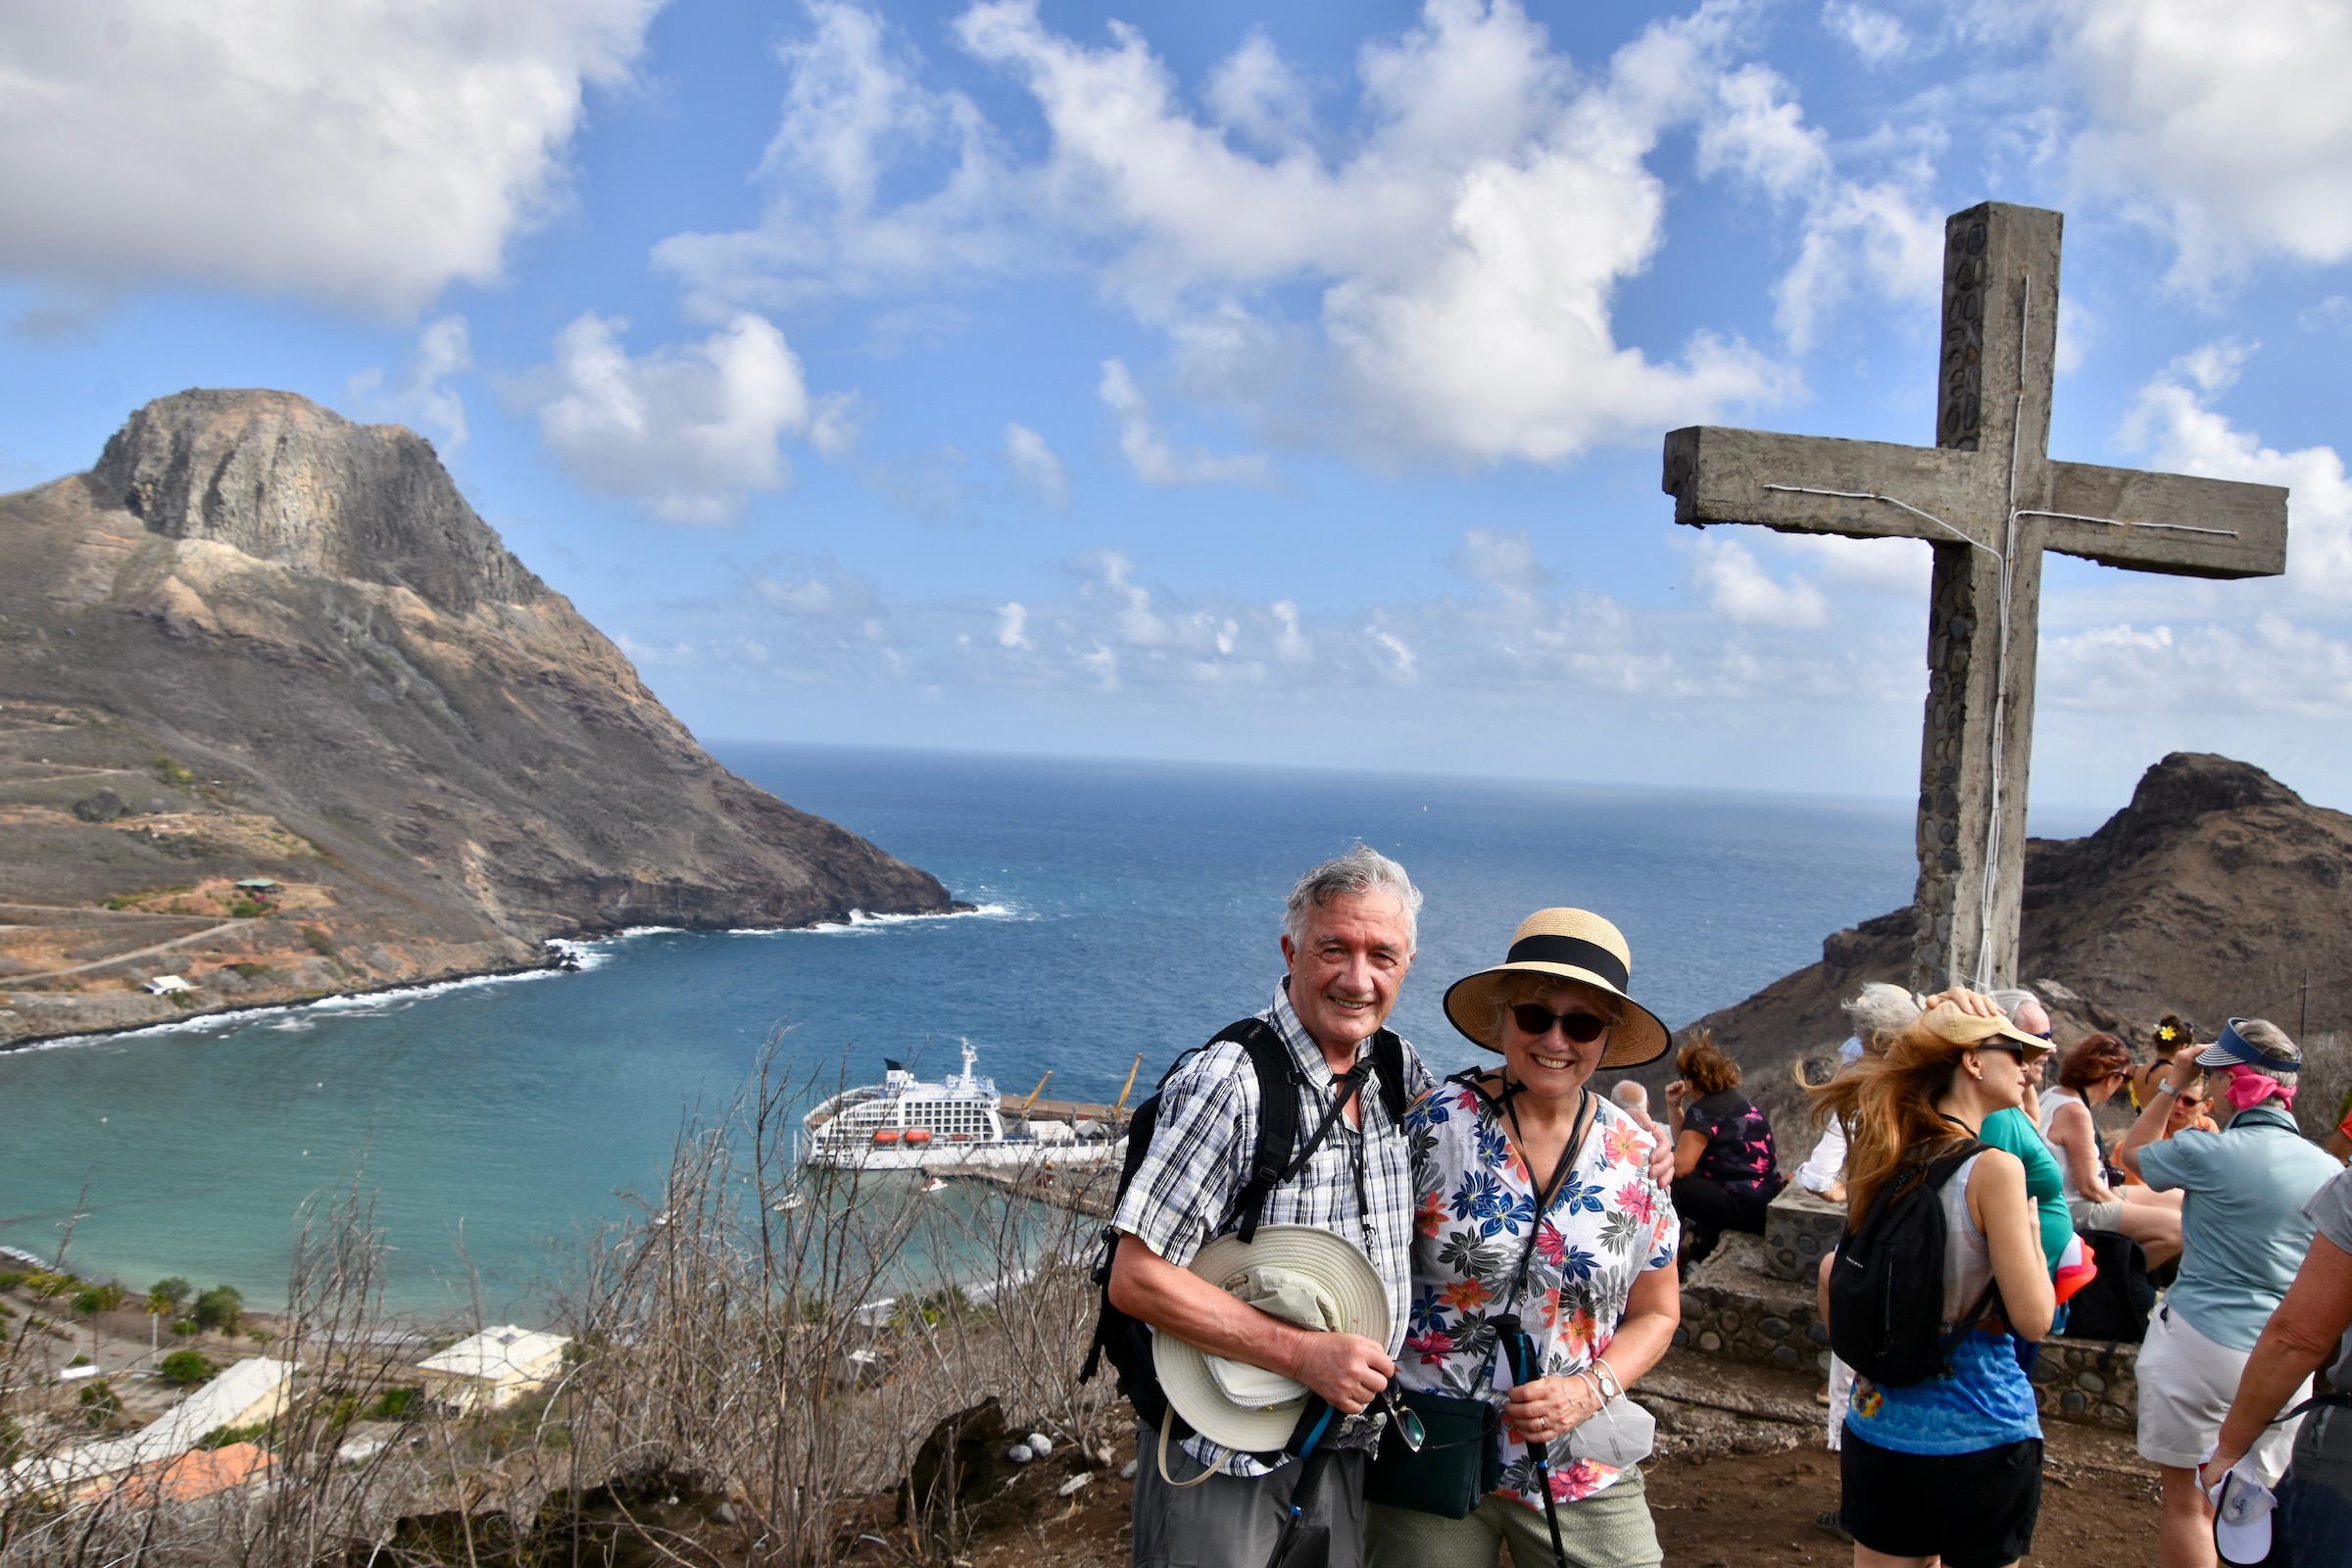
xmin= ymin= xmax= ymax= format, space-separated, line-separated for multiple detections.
xmin=904 ymin=1128 xmax=934 ymax=1146
xmin=872 ymin=1128 xmax=902 ymax=1145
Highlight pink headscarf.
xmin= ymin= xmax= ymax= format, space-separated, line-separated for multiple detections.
xmin=2219 ymin=1063 xmax=2296 ymax=1112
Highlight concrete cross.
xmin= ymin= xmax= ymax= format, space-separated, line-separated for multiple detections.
xmin=1661 ymin=202 xmax=2289 ymax=995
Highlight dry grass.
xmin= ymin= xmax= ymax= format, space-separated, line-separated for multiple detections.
xmin=1 ymin=1040 xmax=1123 ymax=1568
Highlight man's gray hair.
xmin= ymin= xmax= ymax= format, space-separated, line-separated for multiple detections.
xmin=1284 ymin=844 xmax=1422 ymax=954
xmin=1988 ymin=987 xmax=2042 ymax=1019
xmin=2234 ymin=1018 xmax=2301 ymax=1077
xmin=1842 ymin=981 xmax=1921 ymax=1046
xmin=1609 ymin=1079 xmax=1650 ymax=1113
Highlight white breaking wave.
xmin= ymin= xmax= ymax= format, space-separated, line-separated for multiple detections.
xmin=24 ymin=962 xmax=567 ymax=1051
xmin=726 ymin=902 xmax=1025 ymax=937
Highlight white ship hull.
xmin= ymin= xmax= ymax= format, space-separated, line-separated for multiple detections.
xmin=797 ymin=1138 xmax=1124 ymax=1173
xmin=797 ymin=1041 xmax=1126 ymax=1172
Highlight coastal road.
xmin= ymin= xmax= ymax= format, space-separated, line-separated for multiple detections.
xmin=3 ymin=917 xmax=258 ymax=982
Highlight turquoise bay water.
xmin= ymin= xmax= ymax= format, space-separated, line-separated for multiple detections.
xmin=0 ymin=746 xmax=1988 ymax=1314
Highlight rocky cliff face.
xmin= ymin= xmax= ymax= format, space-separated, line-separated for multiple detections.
xmin=0 ymin=390 xmax=956 ymax=1045
xmin=1641 ymin=753 xmax=2352 ymax=1140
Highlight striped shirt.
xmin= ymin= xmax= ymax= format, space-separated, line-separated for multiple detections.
xmin=1111 ymin=981 xmax=1435 ymax=1475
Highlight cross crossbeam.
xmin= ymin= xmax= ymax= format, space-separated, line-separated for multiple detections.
xmin=1661 ymin=202 xmax=2288 ymax=994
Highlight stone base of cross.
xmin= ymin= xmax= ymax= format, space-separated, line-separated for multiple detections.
xmin=1662 ymin=203 xmax=2288 ymax=996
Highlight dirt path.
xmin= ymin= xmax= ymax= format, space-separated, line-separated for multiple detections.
xmin=5 ymin=917 xmax=257 ymax=980
xmin=903 ymin=1352 xmax=2163 ymax=1567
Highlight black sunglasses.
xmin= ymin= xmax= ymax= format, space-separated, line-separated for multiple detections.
xmin=1509 ymin=1003 xmax=1612 ymax=1044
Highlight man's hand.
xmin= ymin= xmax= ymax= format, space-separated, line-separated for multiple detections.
xmin=1648 ymin=1131 xmax=1676 ymax=1188
xmin=1502 ymin=1373 xmax=1603 ymax=1446
xmin=1290 ymin=1331 xmax=1396 ymax=1414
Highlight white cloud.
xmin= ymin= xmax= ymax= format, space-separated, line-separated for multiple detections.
xmin=2060 ymin=0 xmax=2352 ymax=283
xmin=2298 ymin=296 xmax=2352 ymax=335
xmin=1454 ymin=528 xmax=1547 ymax=591
xmin=1004 ymin=422 xmax=1069 ymax=507
xmin=1204 ymin=29 xmax=1315 ymax=154
xmin=2044 ymin=615 xmax=2352 ymax=717
xmin=531 ymin=312 xmax=825 ymax=523
xmin=1680 ymin=534 xmax=1831 ymax=627
xmin=348 ymin=316 xmax=473 ymax=448
xmin=1097 ymin=360 xmax=1269 ymax=485
xmin=654 ymin=0 xmax=1017 ymax=316
xmin=995 ymin=602 xmax=1029 ymax=648
xmin=677 ymin=0 xmax=1795 ymax=466
xmin=2119 ymin=342 xmax=2352 ymax=603
xmin=1821 ymin=2 xmax=1912 ymax=65
xmin=1690 ymin=57 xmax=1942 ymax=351
xmin=0 ymin=0 xmax=659 ymax=312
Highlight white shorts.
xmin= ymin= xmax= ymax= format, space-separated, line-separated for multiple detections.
xmin=2135 ymin=1302 xmax=2308 ymax=1483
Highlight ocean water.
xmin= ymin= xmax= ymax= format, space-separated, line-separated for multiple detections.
xmin=0 ymin=746 xmax=1951 ymax=1313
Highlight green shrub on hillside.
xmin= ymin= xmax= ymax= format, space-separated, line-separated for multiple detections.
xmin=158 ymin=1349 xmax=214 ymax=1386
xmin=198 ymin=1421 xmax=270 ymax=1450
xmin=194 ymin=1284 xmax=242 ymax=1332
xmin=365 ymin=1387 xmax=421 ymax=1421
xmin=72 ymin=1282 xmax=125 ymax=1316
xmin=301 ymin=927 xmax=336 ymax=956
xmin=77 ymin=1380 xmax=122 ymax=1426
xmin=149 ymin=1277 xmax=191 ymax=1315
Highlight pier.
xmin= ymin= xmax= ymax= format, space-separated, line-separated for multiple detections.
xmin=943 ymin=1160 xmax=1120 ymax=1219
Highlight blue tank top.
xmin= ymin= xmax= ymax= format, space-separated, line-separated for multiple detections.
xmin=1844 ymin=1152 xmax=2043 ymax=1455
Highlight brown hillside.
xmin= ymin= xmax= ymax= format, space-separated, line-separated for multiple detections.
xmin=1634 ymin=753 xmax=2352 ymax=1141
xmin=0 ymin=390 xmax=955 ymax=1045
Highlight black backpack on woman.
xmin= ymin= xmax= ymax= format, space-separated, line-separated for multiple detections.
xmin=1827 ymin=1140 xmax=1998 ymax=1388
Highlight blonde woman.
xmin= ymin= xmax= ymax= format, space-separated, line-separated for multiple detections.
xmin=1812 ymin=992 xmax=2058 ymax=1568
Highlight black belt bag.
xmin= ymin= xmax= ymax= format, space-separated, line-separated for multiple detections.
xmin=1361 ymin=1387 xmax=1499 ymax=1519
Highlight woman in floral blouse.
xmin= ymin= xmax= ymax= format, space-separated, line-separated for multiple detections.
xmin=1365 ymin=908 xmax=1682 ymax=1568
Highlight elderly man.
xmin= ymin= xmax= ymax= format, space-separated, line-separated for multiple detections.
xmin=2118 ymin=1018 xmax=2344 ymax=1568
xmin=1106 ymin=845 xmax=1436 ymax=1568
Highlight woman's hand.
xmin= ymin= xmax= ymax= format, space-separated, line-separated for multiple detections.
xmin=1662 ymin=1079 xmax=1690 ymax=1113
xmin=1922 ymin=988 xmax=2004 ymax=1018
xmin=1502 ymin=1372 xmax=1604 ymax=1447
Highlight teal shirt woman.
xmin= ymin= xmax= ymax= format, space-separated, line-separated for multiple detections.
xmin=1980 ymin=1106 xmax=2071 ymax=1277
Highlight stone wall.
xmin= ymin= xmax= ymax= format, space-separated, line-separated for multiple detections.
xmin=1680 ymin=1233 xmax=2139 ymax=1432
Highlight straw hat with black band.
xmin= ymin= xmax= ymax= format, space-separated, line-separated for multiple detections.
xmin=1442 ymin=908 xmax=1671 ymax=1070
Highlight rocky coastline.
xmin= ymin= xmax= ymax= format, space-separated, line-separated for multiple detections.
xmin=0 ymin=391 xmax=959 ymax=1048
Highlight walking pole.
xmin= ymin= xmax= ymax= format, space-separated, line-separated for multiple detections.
xmin=1501 ymin=1321 xmax=1569 ymax=1568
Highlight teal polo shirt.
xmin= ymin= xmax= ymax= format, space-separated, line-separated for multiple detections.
xmin=2137 ymin=1102 xmax=2343 ymax=1350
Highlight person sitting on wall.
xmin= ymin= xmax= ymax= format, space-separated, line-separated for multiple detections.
xmin=2038 ymin=1032 xmax=2182 ymax=1267
xmin=1664 ymin=1030 xmax=1785 ymax=1270
xmin=1791 ymin=982 xmax=1919 ymax=1205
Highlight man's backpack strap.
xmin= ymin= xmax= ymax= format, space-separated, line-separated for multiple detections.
xmin=1369 ymin=1028 xmax=1408 ymax=1125
xmin=1214 ymin=1018 xmax=1300 ymax=1246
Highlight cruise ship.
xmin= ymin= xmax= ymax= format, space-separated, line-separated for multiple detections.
xmin=797 ymin=1042 xmax=1127 ymax=1171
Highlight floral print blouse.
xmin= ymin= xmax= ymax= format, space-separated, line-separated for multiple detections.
xmin=1399 ymin=1077 xmax=1679 ymax=1510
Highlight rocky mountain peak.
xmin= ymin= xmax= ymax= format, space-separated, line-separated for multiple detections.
xmin=2026 ymin=751 xmax=2307 ymax=894
xmin=89 ymin=389 xmax=544 ymax=615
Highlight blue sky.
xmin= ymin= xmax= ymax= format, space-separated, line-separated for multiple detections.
xmin=5 ymin=0 xmax=2352 ymax=814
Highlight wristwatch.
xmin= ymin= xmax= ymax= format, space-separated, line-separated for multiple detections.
xmin=2152 ymin=1079 xmax=2180 ymax=1096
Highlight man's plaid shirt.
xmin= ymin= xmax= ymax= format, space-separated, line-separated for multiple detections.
xmin=1110 ymin=982 xmax=1436 ymax=1476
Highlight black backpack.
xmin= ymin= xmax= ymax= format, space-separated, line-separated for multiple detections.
xmin=1076 ymin=1018 xmax=1408 ymax=1437
xmin=1828 ymin=1140 xmax=1999 ymax=1388
xmin=2059 ymin=1229 xmax=2155 ymax=1344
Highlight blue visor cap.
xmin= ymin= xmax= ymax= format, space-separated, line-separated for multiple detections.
xmin=2193 ymin=1018 xmax=2301 ymax=1075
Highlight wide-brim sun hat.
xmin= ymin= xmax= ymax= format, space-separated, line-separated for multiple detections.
xmin=1152 ymin=1225 xmax=1390 ymax=1453
xmin=1917 ymin=1001 xmax=2054 ymax=1059
xmin=2195 ymin=1018 xmax=2300 ymax=1077
xmin=1442 ymin=908 xmax=1670 ymax=1069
